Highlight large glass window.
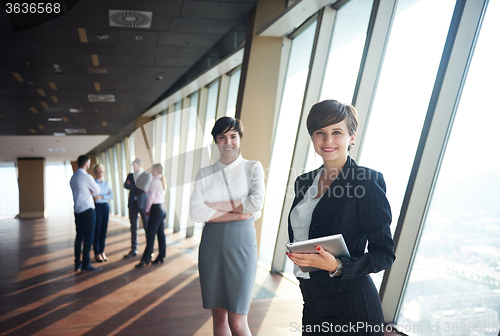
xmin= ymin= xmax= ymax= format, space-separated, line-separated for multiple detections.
xmin=205 ymin=80 xmax=220 ymax=163
xmin=397 ymin=2 xmax=500 ymax=334
xmin=0 ymin=163 xmax=19 ymax=217
xmin=160 ymin=111 xmax=168 ymax=168
xmin=259 ymin=19 xmax=318 ymax=270
xmin=179 ymin=92 xmax=199 ymax=232
xmin=104 ymin=149 xmax=115 ymax=214
xmin=45 ymin=161 xmax=74 ymax=214
xmin=320 ymin=0 xmax=374 ymax=103
xmin=121 ymin=139 xmax=129 ymax=217
xmin=167 ymin=101 xmax=182 ymax=227
xmin=358 ymin=0 xmax=456 ymax=289
xmin=305 ymin=0 xmax=375 ymax=177
xmin=226 ymin=69 xmax=241 ymax=118
xmin=112 ymin=145 xmax=122 ymax=216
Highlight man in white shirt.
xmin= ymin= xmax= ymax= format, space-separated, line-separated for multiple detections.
xmin=69 ymin=155 xmax=102 ymax=272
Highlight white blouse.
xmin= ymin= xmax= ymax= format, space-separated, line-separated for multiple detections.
xmin=190 ymin=155 xmax=266 ymax=223
xmin=290 ymin=167 xmax=324 ymax=279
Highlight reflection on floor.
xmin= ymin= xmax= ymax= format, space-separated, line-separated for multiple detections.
xmin=0 ymin=213 xmax=303 ymax=335
xmin=0 ymin=213 xmax=401 ymax=336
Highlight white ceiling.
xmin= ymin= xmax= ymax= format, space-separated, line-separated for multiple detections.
xmin=0 ymin=135 xmax=109 ymax=162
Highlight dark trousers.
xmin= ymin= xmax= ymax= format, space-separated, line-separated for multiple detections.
xmin=141 ymin=204 xmax=166 ymax=263
xmin=129 ymin=201 xmax=148 ymax=253
xmin=74 ymin=208 xmax=96 ymax=268
xmin=93 ymin=203 xmax=109 ymax=255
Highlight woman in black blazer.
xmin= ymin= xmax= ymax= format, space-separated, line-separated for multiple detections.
xmin=287 ymin=100 xmax=395 ymax=335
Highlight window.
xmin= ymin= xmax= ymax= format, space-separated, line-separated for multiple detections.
xmin=160 ymin=111 xmax=168 ymax=169
xmin=305 ymin=0 xmax=375 ymax=177
xmin=179 ymin=92 xmax=199 ymax=232
xmin=112 ymin=145 xmax=122 ymax=216
xmin=45 ymin=161 xmax=74 ymax=214
xmin=121 ymin=139 xmax=129 ymax=217
xmin=205 ymin=80 xmax=220 ymax=163
xmin=167 ymin=101 xmax=183 ymax=228
xmin=104 ymin=149 xmax=114 ymax=214
xmin=319 ymin=0 xmax=374 ymax=103
xmin=259 ymin=19 xmax=318 ymax=270
xmin=226 ymin=69 xmax=241 ymax=118
xmin=0 ymin=163 xmax=19 ymax=217
xmin=397 ymin=2 xmax=500 ymax=334
xmin=358 ymin=0 xmax=456 ymax=289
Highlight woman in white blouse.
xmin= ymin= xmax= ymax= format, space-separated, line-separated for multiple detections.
xmin=136 ymin=163 xmax=167 ymax=268
xmin=190 ymin=117 xmax=265 ymax=336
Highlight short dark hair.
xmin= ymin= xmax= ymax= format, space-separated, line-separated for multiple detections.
xmin=211 ymin=117 xmax=244 ymax=142
xmin=307 ymin=99 xmax=358 ymax=141
xmin=77 ymin=155 xmax=90 ymax=168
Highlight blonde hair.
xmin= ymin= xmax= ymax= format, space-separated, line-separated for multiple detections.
xmin=93 ymin=163 xmax=104 ymax=174
xmin=152 ymin=163 xmax=167 ymax=190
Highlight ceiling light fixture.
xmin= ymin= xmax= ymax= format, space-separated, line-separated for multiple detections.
xmin=49 ymin=148 xmax=66 ymax=152
xmin=77 ymin=27 xmax=88 ymax=43
xmin=41 ymin=102 xmax=49 ymax=108
xmin=53 ymin=64 xmax=63 ymax=74
xmin=65 ymin=128 xmax=87 ymax=134
xmin=88 ymin=94 xmax=115 ymax=102
xmin=48 ymin=118 xmax=63 ymax=122
xmin=53 ymin=132 xmax=66 ymax=136
xmin=30 ymin=107 xmax=38 ymax=113
xmin=96 ymin=33 xmax=110 ymax=40
xmin=48 ymin=81 xmax=57 ymax=90
xmin=69 ymin=108 xmax=83 ymax=113
xmin=91 ymin=54 xmax=100 ymax=66
xmin=37 ymin=89 xmax=46 ymax=97
xmin=12 ymin=72 xmax=24 ymax=82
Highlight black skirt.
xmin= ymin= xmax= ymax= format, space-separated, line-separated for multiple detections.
xmin=298 ymin=273 xmax=384 ymax=335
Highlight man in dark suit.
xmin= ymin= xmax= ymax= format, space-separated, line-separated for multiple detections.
xmin=124 ymin=158 xmax=152 ymax=258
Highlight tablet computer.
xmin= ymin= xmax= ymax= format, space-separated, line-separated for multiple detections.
xmin=286 ymin=234 xmax=350 ymax=273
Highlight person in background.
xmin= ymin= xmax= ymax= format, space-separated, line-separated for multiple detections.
xmin=69 ymin=155 xmax=102 ymax=272
xmin=93 ymin=164 xmax=114 ymax=263
xmin=190 ymin=117 xmax=265 ymax=336
xmin=286 ymin=100 xmax=395 ymax=335
xmin=123 ymin=158 xmax=152 ymax=258
xmin=135 ymin=163 xmax=167 ymax=268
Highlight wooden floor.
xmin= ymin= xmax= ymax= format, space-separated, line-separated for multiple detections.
xmin=0 ymin=213 xmax=401 ymax=336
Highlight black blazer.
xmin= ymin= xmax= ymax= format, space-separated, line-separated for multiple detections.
xmin=124 ymin=171 xmax=152 ymax=210
xmin=288 ymin=156 xmax=395 ymax=281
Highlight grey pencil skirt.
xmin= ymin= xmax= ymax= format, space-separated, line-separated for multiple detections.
xmin=198 ymin=217 xmax=257 ymax=315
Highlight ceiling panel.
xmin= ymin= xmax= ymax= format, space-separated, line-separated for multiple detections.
xmin=90 ymin=0 xmax=183 ymax=16
xmin=181 ymin=1 xmax=255 ymax=20
xmin=0 ymin=0 xmax=258 ymax=157
xmin=169 ymin=17 xmax=238 ymax=34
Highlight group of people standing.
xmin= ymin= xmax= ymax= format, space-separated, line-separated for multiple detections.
xmin=70 ymin=157 xmax=167 ymax=272
xmin=70 ymin=99 xmax=396 ymax=335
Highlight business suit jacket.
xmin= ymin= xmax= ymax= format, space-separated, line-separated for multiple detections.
xmin=124 ymin=171 xmax=152 ymax=210
xmin=288 ymin=156 xmax=395 ymax=281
